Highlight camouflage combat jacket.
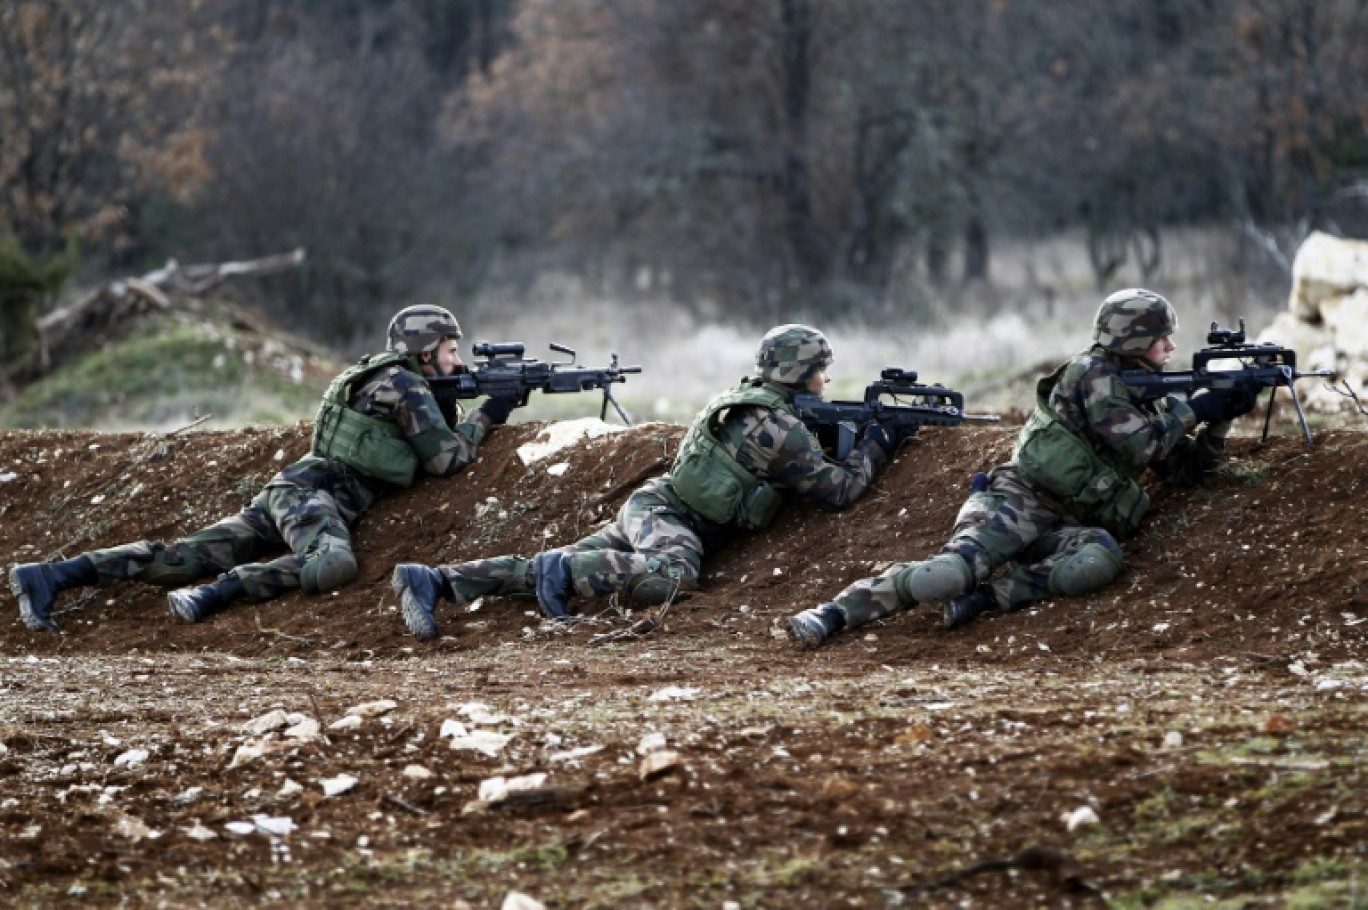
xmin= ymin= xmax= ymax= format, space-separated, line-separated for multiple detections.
xmin=307 ymin=353 xmax=488 ymax=489
xmin=669 ymin=378 xmax=887 ymax=530
xmin=1013 ymin=345 xmax=1196 ymax=536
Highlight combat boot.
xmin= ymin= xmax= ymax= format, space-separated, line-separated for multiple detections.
xmin=167 ymin=574 xmax=246 ymax=623
xmin=787 ymin=603 xmax=846 ymax=648
xmin=392 ymin=564 xmax=452 ymax=640
xmin=10 ymin=556 xmax=98 ymax=632
xmin=532 ymin=551 xmax=574 ymax=621
xmin=941 ymin=585 xmax=997 ymax=630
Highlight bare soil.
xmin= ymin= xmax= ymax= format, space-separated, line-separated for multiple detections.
xmin=2 ymin=420 xmax=1366 ymax=908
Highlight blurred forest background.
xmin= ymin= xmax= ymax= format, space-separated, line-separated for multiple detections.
xmin=2 ymin=0 xmax=1367 ymax=426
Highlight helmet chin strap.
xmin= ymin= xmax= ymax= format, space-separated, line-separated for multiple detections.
xmin=1128 ymin=352 xmax=1164 ymax=373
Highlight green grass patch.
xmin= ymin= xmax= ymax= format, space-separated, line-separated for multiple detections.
xmin=1 ymin=315 xmax=329 ymax=430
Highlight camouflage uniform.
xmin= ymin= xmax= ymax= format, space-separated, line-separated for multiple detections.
xmin=11 ymin=304 xmax=493 ymax=632
xmin=85 ymin=360 xmax=489 ymax=600
xmin=397 ymin=324 xmax=896 ymax=638
xmin=820 ymin=288 xmax=1232 ymax=634
xmin=436 ymin=382 xmax=888 ymax=607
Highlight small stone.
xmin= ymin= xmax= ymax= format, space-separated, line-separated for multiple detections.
xmin=320 ymin=775 xmax=358 ymax=797
xmin=638 ymin=750 xmax=682 ymax=781
xmin=346 ymin=700 xmax=398 ymax=718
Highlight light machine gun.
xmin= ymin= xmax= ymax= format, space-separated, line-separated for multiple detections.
xmin=793 ymin=368 xmax=999 ymax=459
xmin=429 ymin=341 xmax=643 ymax=424
xmin=1118 ymin=319 xmax=1335 ymax=446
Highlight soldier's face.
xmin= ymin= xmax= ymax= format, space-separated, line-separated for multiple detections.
xmin=1143 ymin=335 xmax=1176 ymax=370
xmin=424 ymin=337 xmax=465 ymax=377
xmin=806 ymin=364 xmax=831 ymax=395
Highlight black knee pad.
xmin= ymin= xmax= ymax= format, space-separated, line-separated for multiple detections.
xmin=301 ymin=550 xmax=359 ymax=594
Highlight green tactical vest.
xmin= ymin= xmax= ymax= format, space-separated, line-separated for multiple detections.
xmin=311 ymin=352 xmax=422 ymax=488
xmin=1012 ymin=362 xmax=1150 ymax=537
xmin=670 ymin=381 xmax=794 ymax=530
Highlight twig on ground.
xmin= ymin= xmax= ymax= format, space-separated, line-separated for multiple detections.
xmin=253 ymin=614 xmax=319 ymax=646
xmin=383 ymin=793 xmax=429 ymax=817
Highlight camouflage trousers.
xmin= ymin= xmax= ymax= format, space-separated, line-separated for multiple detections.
xmin=439 ymin=477 xmax=718 ymax=609
xmin=85 ymin=456 xmax=376 ymax=600
xmin=831 ymin=466 xmax=1123 ymax=629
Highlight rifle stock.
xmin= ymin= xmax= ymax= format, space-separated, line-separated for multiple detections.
xmin=1119 ymin=319 xmax=1334 ymax=445
xmin=429 ymin=341 xmax=643 ymax=424
xmin=794 ymin=368 xmax=998 ymax=459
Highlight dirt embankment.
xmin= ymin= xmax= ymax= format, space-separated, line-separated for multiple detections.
xmin=2 ymin=420 xmax=1366 ymax=664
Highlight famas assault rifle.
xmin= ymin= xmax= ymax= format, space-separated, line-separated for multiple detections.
xmin=429 ymin=341 xmax=643 ymax=424
xmin=1119 ymin=319 xmax=1335 ymax=445
xmin=793 ymin=368 xmax=999 ymax=459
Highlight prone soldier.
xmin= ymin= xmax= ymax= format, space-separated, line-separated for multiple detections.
xmin=10 ymin=305 xmax=517 ymax=631
xmin=788 ymin=288 xmax=1260 ymax=646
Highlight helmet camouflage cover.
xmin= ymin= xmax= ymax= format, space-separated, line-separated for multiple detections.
xmin=755 ymin=323 xmax=833 ymax=385
xmin=386 ymin=305 xmax=463 ymax=355
xmin=1093 ymin=288 xmax=1177 ymax=356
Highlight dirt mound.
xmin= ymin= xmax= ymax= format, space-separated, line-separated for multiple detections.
xmin=3 ymin=421 xmax=1366 ymax=664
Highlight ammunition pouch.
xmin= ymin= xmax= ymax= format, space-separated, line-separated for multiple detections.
xmin=670 ymin=382 xmax=791 ymax=530
xmin=311 ymin=353 xmax=421 ymax=487
xmin=1014 ymin=367 xmax=1150 ymax=538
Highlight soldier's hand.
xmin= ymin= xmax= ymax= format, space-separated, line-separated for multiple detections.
xmin=1187 ymin=389 xmax=1236 ymax=425
xmin=478 ymin=395 xmax=516 ymax=426
xmin=863 ymin=422 xmax=898 ymax=456
xmin=1225 ymin=384 xmax=1260 ymax=418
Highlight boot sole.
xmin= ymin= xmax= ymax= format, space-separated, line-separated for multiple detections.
xmin=786 ymin=616 xmax=827 ymax=649
xmin=392 ymin=570 xmax=440 ymax=641
xmin=10 ymin=566 xmax=60 ymax=633
xmin=167 ymin=590 xmax=203 ymax=623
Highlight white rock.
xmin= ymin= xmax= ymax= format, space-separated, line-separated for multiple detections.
xmin=402 ymin=765 xmax=433 ymax=780
xmin=345 ymin=700 xmax=398 ymax=718
xmin=457 ymin=702 xmax=505 ymax=725
xmin=636 ymin=732 xmax=667 ymax=755
xmin=227 ymin=743 xmax=264 ymax=769
xmin=501 ymin=892 xmax=547 ymax=910
xmin=478 ymin=773 xmax=548 ymax=804
xmin=439 ymin=719 xmax=469 ymax=738
xmin=515 ymin=417 xmax=629 ymax=465
xmin=241 ymin=709 xmax=290 ymax=735
xmin=283 ymin=718 xmax=321 ymax=740
xmin=0 ymin=472 xmax=16 ymax=482
xmin=320 ymin=775 xmax=358 ymax=797
xmin=648 ymin=686 xmax=700 ymax=702
xmin=449 ymin=731 xmax=513 ymax=757
xmin=181 ymin=823 xmax=217 ymax=841
xmin=638 ymin=750 xmax=682 ymax=781
xmin=113 ymin=814 xmax=158 ymax=839
xmin=328 ymin=715 xmax=363 ymax=731
xmin=251 ymin=815 xmax=295 ymax=837
xmin=546 ymin=462 xmax=570 ymax=477
xmin=225 ymin=821 xmax=257 ymax=836
xmin=1163 ymin=731 xmax=1184 ymax=750
xmin=113 ymin=749 xmax=149 ymax=768
xmin=1291 ymin=231 xmax=1368 ymax=314
xmin=277 ymin=779 xmax=304 ymax=798
xmin=1062 ymin=806 xmax=1100 ymax=831
xmin=549 ymin=744 xmax=603 ymax=763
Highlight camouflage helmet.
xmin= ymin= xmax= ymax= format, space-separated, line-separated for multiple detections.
xmin=386 ymin=304 xmax=463 ymax=355
xmin=755 ymin=323 xmax=833 ymax=385
xmin=1093 ymin=288 xmax=1178 ymax=356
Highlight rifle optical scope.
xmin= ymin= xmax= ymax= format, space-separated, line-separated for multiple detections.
xmin=472 ymin=341 xmax=526 ymax=358
xmin=1205 ymin=319 xmax=1247 ymax=347
xmin=881 ymin=367 xmax=918 ymax=383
